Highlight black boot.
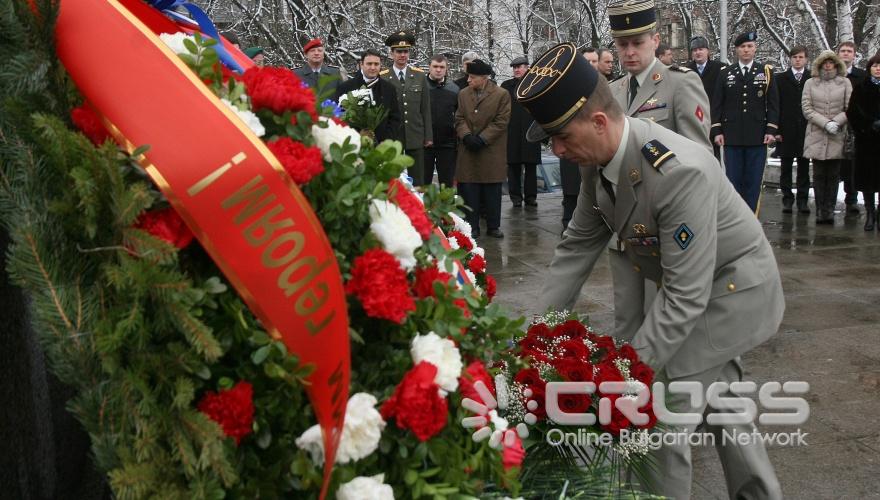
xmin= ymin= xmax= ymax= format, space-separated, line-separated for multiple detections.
xmin=866 ymin=207 xmax=876 ymax=231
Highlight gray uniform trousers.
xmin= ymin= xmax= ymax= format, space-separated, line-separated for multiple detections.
xmin=608 ymin=248 xmax=781 ymax=500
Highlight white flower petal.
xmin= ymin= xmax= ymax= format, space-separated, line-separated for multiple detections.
xmin=369 ymin=199 xmax=422 ymax=270
xmin=411 ymin=332 xmax=463 ymax=393
xmin=311 ymin=117 xmax=361 ymax=162
xmin=295 ymin=393 xmax=385 ymax=465
xmin=336 ymin=475 xmax=394 ymax=500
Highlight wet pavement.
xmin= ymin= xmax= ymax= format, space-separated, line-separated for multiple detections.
xmin=482 ymin=188 xmax=880 ymax=499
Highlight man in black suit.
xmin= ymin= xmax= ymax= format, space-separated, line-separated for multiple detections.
xmin=334 ymin=49 xmax=401 ymax=144
xmin=837 ymin=41 xmax=867 ymax=213
xmin=687 ymin=36 xmax=726 ymax=158
xmin=774 ymin=46 xmax=811 ymax=214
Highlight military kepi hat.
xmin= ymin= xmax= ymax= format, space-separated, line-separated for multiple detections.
xmin=385 ymin=30 xmax=416 ymax=50
xmin=516 ymin=42 xmax=600 ymax=142
xmin=607 ymin=0 xmax=657 ymax=38
xmin=734 ymin=31 xmax=757 ymax=46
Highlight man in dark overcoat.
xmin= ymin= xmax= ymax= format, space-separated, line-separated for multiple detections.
xmin=501 ymin=56 xmax=542 ymax=207
xmin=774 ymin=46 xmax=811 ymax=214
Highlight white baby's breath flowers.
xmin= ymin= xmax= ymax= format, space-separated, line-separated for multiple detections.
xmin=295 ymin=393 xmax=385 ymax=465
xmin=410 ymin=332 xmax=463 ymax=395
xmin=311 ymin=117 xmax=361 ymax=162
xmin=369 ymin=199 xmax=422 ymax=270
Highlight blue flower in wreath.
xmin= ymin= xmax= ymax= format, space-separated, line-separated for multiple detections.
xmin=321 ymin=99 xmax=344 ymax=118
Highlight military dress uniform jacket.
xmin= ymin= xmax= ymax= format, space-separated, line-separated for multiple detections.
xmin=382 ymin=66 xmax=433 ymax=150
xmin=540 ymin=118 xmax=784 ymax=377
xmin=611 ymin=60 xmax=712 ymax=150
xmin=711 ymin=63 xmax=780 ymax=145
xmin=685 ymin=59 xmax=727 ymax=105
xmin=774 ymin=68 xmax=811 ymax=158
xmin=293 ymin=65 xmax=342 ymax=95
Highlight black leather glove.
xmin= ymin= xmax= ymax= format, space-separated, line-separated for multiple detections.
xmin=462 ymin=134 xmax=483 ymax=151
xmin=872 ymin=119 xmax=880 ymax=132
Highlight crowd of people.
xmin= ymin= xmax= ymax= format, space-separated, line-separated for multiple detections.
xmin=231 ymin=9 xmax=880 ymax=233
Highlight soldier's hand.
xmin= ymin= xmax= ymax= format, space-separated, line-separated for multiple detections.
xmin=775 ymin=135 xmax=783 ymax=142
xmin=763 ymin=134 xmax=776 ymax=145
xmin=714 ymin=134 xmax=725 ymax=146
xmin=424 ymin=140 xmax=433 ymax=147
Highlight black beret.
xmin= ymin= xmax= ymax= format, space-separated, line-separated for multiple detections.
xmin=515 ymin=42 xmax=600 ymax=142
xmin=734 ymin=31 xmax=757 ymax=47
xmin=690 ymin=36 xmax=709 ymax=50
xmin=607 ymin=0 xmax=657 ymax=38
xmin=466 ymin=59 xmax=493 ymax=75
xmin=385 ymin=30 xmax=416 ymax=49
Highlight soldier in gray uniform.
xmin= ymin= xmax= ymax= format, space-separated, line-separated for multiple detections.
xmin=293 ymin=38 xmax=342 ymax=97
xmin=381 ymin=30 xmax=433 ymax=186
xmin=517 ymin=42 xmax=784 ymax=500
xmin=606 ymin=0 xmax=714 ymax=342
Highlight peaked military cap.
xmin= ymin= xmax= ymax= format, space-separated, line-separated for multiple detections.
xmin=510 ymin=56 xmax=529 ymax=67
xmin=608 ymin=0 xmax=657 ymax=38
xmin=385 ymin=30 xmax=416 ymax=50
xmin=734 ymin=31 xmax=758 ymax=46
xmin=515 ymin=42 xmax=600 ymax=142
xmin=466 ymin=59 xmax=494 ymax=76
xmin=690 ymin=36 xmax=709 ymax=51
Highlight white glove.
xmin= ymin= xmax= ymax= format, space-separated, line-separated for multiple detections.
xmin=824 ymin=121 xmax=839 ymax=134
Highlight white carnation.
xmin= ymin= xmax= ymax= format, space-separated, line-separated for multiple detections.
xmin=369 ymin=199 xmax=422 ymax=270
xmin=472 ymin=246 xmax=485 ymax=258
xmin=336 ymin=474 xmax=394 ymax=500
xmin=159 ymin=32 xmax=196 ymax=56
xmin=311 ymin=117 xmax=361 ymax=162
xmin=295 ymin=393 xmax=385 ymax=465
xmin=220 ymin=98 xmax=265 ymax=137
xmin=448 ymin=237 xmax=460 ymax=250
xmin=411 ymin=332 xmax=463 ymax=394
xmin=449 ymin=211 xmax=472 ymax=236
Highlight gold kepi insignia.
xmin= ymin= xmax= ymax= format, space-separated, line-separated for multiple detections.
xmin=633 ymin=223 xmax=647 ymax=235
xmin=629 ymin=168 xmax=640 ymax=182
xmin=625 ymin=16 xmax=631 ymax=24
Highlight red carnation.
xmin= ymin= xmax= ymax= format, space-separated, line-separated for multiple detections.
xmin=345 ymin=248 xmax=415 ymax=323
xmin=448 ymin=230 xmax=473 ymax=251
xmin=265 ymin=137 xmax=324 ymax=184
xmin=459 ymin=361 xmax=494 ymax=404
xmin=242 ymin=66 xmax=317 ymax=118
xmin=134 ymin=207 xmax=194 ymax=249
xmin=197 ymin=381 xmax=255 ymax=445
xmin=630 ymin=361 xmax=655 ymax=385
xmin=467 ymin=254 xmax=486 ymax=274
xmin=558 ymin=338 xmax=590 ymax=360
xmin=527 ymin=323 xmax=553 ymax=339
xmin=453 ymin=298 xmax=472 ymax=319
xmin=485 ymin=274 xmax=497 ymax=300
xmin=413 ymin=265 xmax=454 ymax=299
xmin=388 ymin=179 xmax=432 ymax=240
xmin=502 ymin=432 xmax=526 ymax=470
xmin=381 ymin=361 xmax=448 ymax=441
xmin=70 ymin=105 xmax=111 ymax=146
xmin=558 ymin=392 xmax=592 ymax=415
xmin=552 ymin=319 xmax=588 ymax=339
xmin=553 ymin=358 xmax=594 ymax=382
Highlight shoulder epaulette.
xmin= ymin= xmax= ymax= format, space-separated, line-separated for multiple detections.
xmin=409 ymin=66 xmax=425 ymax=73
xmin=669 ymin=65 xmax=691 ymax=73
xmin=641 ymin=140 xmax=675 ymax=169
xmin=379 ymin=69 xmax=390 ymax=75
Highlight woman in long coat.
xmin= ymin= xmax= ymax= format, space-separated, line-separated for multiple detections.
xmin=846 ymin=51 xmax=880 ymax=231
xmin=802 ymin=50 xmax=852 ymax=224
xmin=454 ymin=59 xmax=511 ymax=238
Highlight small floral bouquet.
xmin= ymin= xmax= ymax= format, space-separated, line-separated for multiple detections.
xmin=462 ymin=311 xmax=659 ymax=486
xmin=338 ymin=87 xmax=389 ymax=140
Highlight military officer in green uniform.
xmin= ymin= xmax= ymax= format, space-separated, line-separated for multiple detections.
xmin=381 ymin=30 xmax=433 ymax=186
xmin=605 ymin=0 xmax=715 ymax=344
xmin=517 ymin=42 xmax=784 ymax=500
xmin=607 ymin=0 xmax=711 ymax=149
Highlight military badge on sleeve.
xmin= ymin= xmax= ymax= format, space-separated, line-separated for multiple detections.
xmin=674 ymin=223 xmax=694 ymax=250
